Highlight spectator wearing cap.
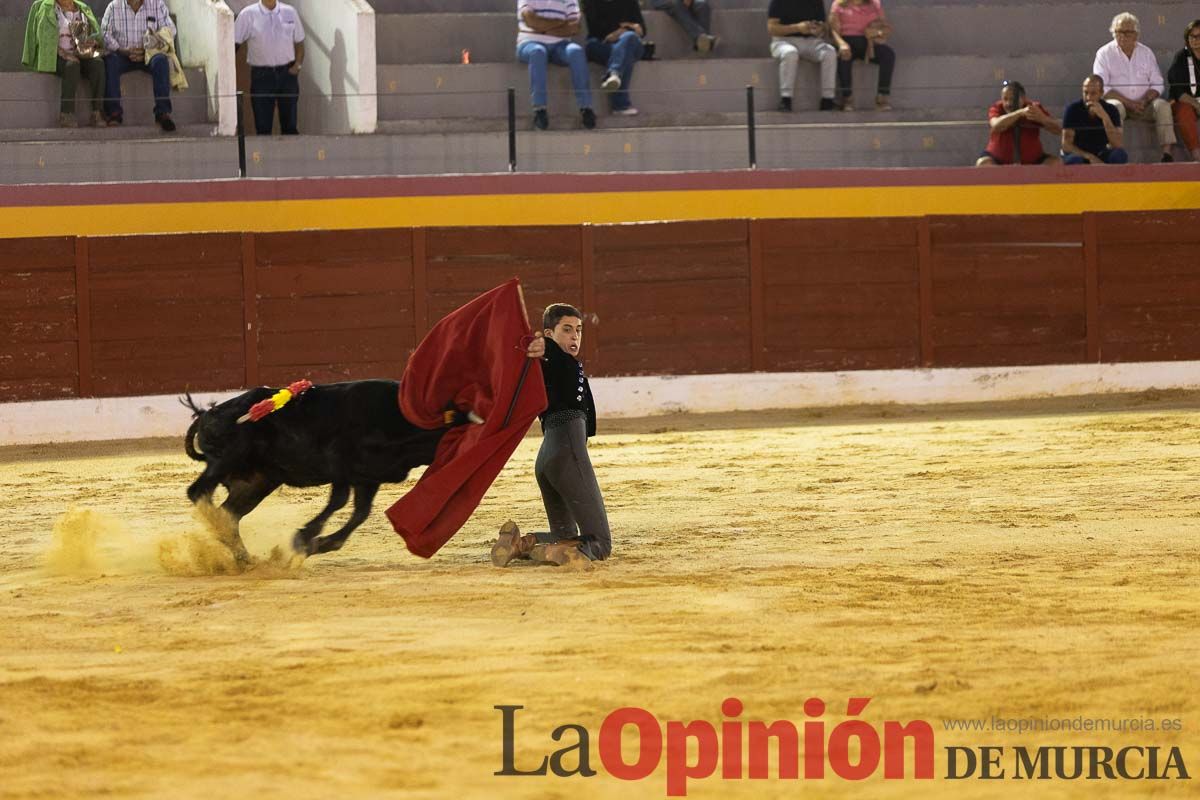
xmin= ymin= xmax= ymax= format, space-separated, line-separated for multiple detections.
xmin=235 ymin=0 xmax=306 ymax=136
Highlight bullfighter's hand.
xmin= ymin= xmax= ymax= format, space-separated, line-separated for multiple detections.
xmin=526 ymin=333 xmax=546 ymax=359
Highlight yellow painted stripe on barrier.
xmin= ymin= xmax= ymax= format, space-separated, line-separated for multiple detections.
xmin=0 ymin=181 xmax=1198 ymax=238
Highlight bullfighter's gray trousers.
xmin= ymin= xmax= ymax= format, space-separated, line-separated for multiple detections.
xmin=533 ymin=416 xmax=612 ymax=561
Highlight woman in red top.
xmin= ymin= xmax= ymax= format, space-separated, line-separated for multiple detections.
xmin=976 ymin=80 xmax=1063 ymax=166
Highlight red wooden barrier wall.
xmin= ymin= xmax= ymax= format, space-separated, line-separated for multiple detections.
xmin=0 ymin=237 xmax=77 ymax=400
xmin=1096 ymin=210 xmax=1200 ymax=362
xmin=2 ymin=212 xmax=1200 ymax=404
xmin=593 ymin=220 xmax=752 ymax=375
xmin=253 ymin=229 xmax=418 ymax=386
xmin=761 ymin=218 xmax=920 ymax=371
xmin=929 ymin=216 xmax=1088 ymax=367
xmin=87 ymin=234 xmax=245 ymax=397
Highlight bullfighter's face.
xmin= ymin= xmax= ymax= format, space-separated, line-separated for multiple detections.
xmin=546 ymin=315 xmax=583 ymax=358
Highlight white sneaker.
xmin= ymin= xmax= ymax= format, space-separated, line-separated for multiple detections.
xmin=611 ymin=107 xmax=638 ymax=116
xmin=601 ymin=72 xmax=622 ymax=91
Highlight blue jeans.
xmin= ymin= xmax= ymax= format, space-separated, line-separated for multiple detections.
xmin=1063 ymin=148 xmax=1128 ymax=165
xmin=585 ymin=30 xmax=643 ymax=111
xmin=103 ymin=52 xmax=172 ymax=119
xmin=652 ymin=0 xmax=711 ymax=41
xmin=516 ymin=40 xmax=592 ymax=110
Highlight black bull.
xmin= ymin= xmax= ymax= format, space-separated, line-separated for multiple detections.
xmin=183 ymin=380 xmax=470 ymax=561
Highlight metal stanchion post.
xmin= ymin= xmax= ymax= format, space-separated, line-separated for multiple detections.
xmin=236 ymin=90 xmax=247 ymax=178
xmin=746 ymin=85 xmax=757 ymax=170
xmin=508 ymin=88 xmax=517 ymax=172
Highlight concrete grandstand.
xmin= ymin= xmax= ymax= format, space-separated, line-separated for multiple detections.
xmin=0 ymin=0 xmax=1189 ymax=182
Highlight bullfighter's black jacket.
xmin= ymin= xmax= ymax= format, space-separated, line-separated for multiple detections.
xmin=540 ymin=338 xmax=596 ymax=438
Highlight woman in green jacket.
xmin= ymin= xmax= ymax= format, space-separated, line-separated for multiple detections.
xmin=22 ymin=0 xmax=106 ymax=127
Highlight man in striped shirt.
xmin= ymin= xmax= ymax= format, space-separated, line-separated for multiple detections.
xmin=517 ymin=0 xmax=596 ymax=131
xmin=101 ymin=0 xmax=177 ymax=131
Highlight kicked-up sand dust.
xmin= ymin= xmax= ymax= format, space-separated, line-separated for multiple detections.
xmin=45 ymin=502 xmax=257 ymax=579
xmin=0 ymin=393 xmax=1197 ymax=799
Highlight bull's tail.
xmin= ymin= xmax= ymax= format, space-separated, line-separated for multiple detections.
xmin=181 ymin=394 xmax=208 ymax=462
xmin=184 ymin=417 xmax=205 ymax=462
xmin=180 ymin=392 xmax=206 ymax=418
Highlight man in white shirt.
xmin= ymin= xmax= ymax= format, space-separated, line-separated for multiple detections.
xmin=100 ymin=0 xmax=177 ymax=131
xmin=1093 ymin=11 xmax=1176 ymax=161
xmin=235 ymin=0 xmax=306 ymax=135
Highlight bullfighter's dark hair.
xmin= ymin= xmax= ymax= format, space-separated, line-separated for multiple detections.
xmin=543 ymin=303 xmax=583 ymax=331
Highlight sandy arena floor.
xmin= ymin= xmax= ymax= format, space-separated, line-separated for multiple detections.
xmin=0 ymin=393 xmax=1197 ymax=799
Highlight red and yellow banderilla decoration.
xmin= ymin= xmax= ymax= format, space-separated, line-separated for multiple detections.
xmin=237 ymin=379 xmax=314 ymax=424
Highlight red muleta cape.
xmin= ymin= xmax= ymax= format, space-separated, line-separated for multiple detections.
xmin=386 ymin=279 xmax=547 ymax=558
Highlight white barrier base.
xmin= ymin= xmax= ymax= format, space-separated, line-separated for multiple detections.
xmin=2 ymin=362 xmax=1199 ymax=446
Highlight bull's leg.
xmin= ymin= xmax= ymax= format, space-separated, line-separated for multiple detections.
xmin=187 ymin=465 xmax=224 ymax=504
xmin=222 ymin=474 xmax=282 ymax=519
xmin=219 ymin=473 xmax=281 ymax=565
xmin=308 ymin=483 xmax=379 ymax=556
xmin=291 ymin=483 xmax=351 ymax=554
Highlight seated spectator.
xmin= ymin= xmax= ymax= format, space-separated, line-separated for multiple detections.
xmin=829 ymin=0 xmax=894 ymax=111
xmin=1061 ymin=75 xmax=1128 ymax=165
xmin=1166 ymin=19 xmax=1200 ymax=161
xmin=22 ymin=0 xmax=106 ymax=128
xmin=651 ymin=0 xmax=717 ymax=55
xmin=583 ymin=0 xmax=645 ymax=117
xmin=517 ymin=0 xmax=596 ymax=131
xmin=101 ymin=0 xmax=177 ymax=131
xmin=1093 ymin=12 xmax=1175 ymax=161
xmin=768 ymin=0 xmax=836 ymax=112
xmin=976 ymin=80 xmax=1062 ymax=166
